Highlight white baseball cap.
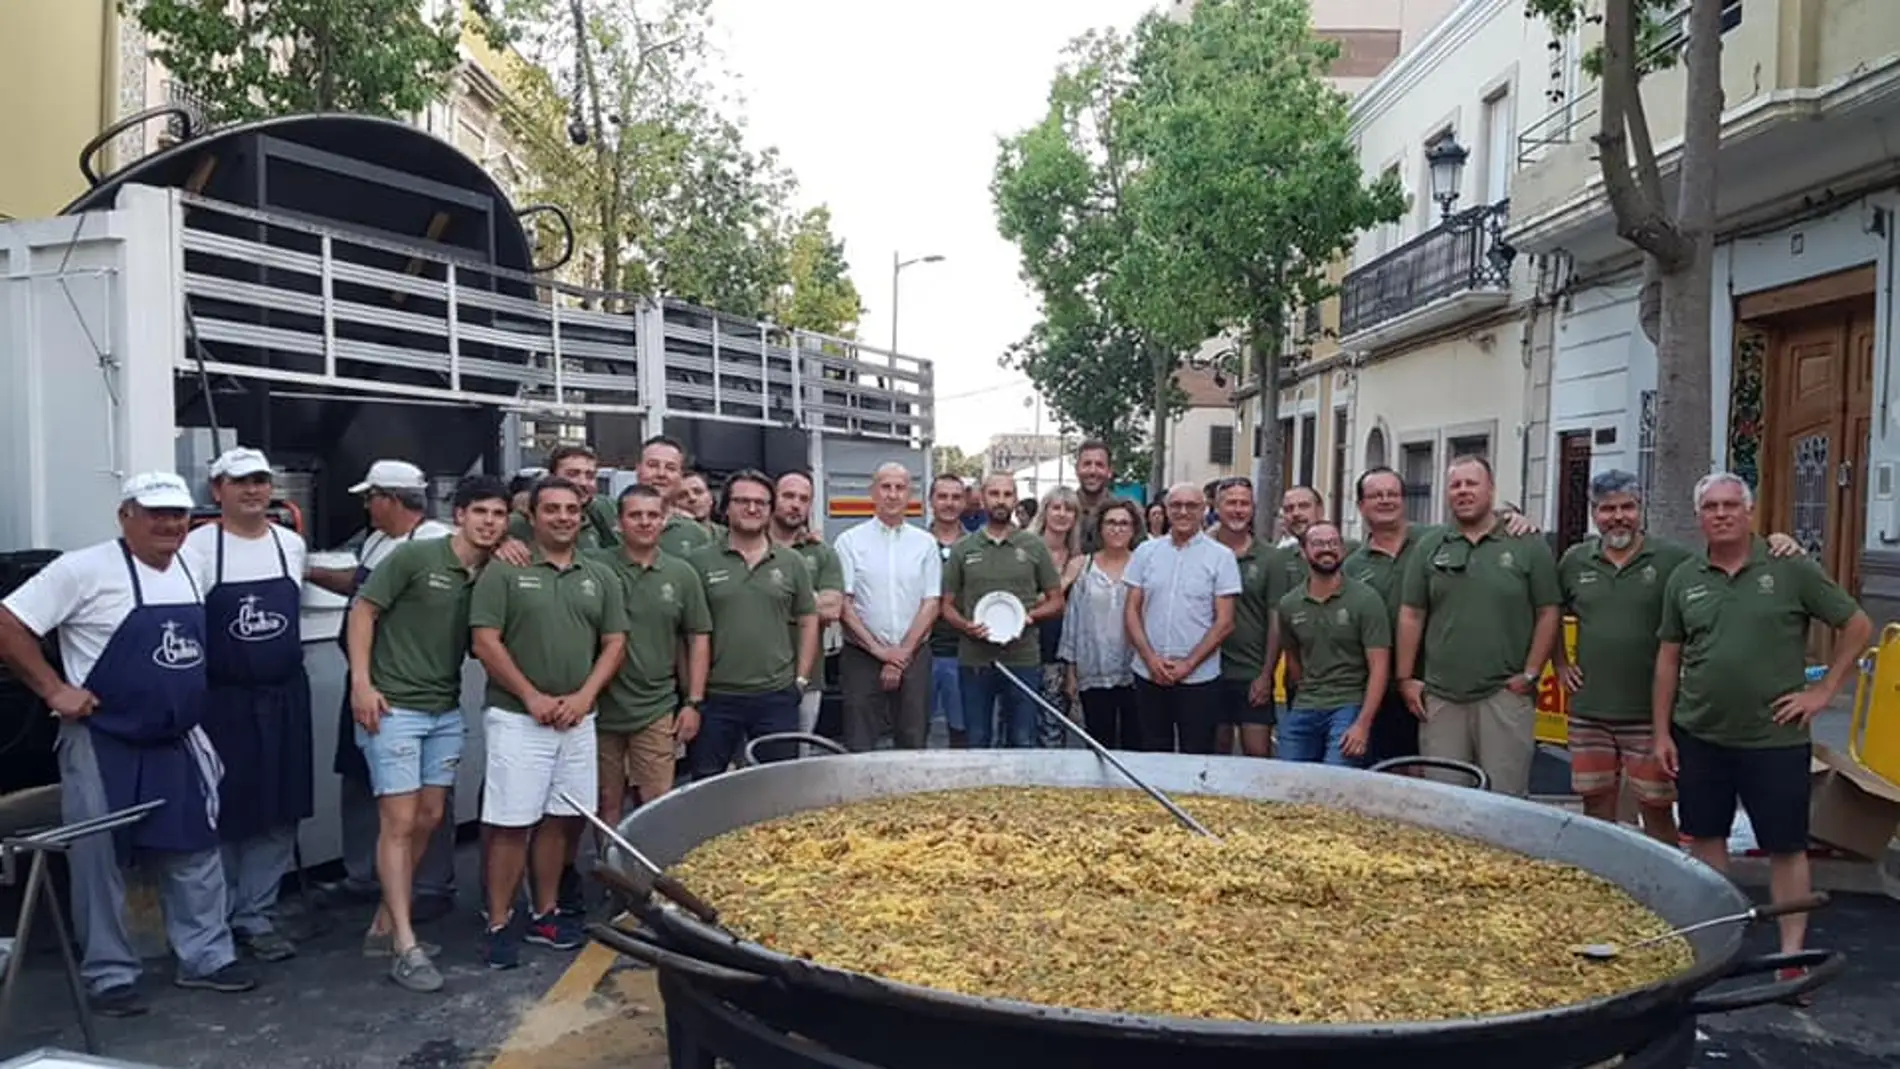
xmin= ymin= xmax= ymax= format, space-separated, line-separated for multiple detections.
xmin=210 ymin=447 xmax=272 ymax=480
xmin=121 ymin=472 xmax=195 ymax=511
xmin=348 ymin=459 xmax=428 ymax=494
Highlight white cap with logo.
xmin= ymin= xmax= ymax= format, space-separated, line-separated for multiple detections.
xmin=210 ymin=447 xmax=272 ymax=480
xmin=121 ymin=472 xmax=196 ymax=511
xmin=348 ymin=459 xmax=428 ymax=494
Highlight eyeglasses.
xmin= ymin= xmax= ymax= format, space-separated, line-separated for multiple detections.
xmin=729 ymin=497 xmax=771 ymax=510
xmin=1100 ymin=517 xmax=1134 ymax=529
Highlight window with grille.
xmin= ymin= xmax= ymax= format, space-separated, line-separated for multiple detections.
xmin=1401 ymin=442 xmax=1436 ymax=523
xmin=1209 ymin=424 xmax=1236 ymax=467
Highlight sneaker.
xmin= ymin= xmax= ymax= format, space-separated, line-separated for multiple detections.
xmin=88 ymin=984 xmax=148 ymax=1018
xmin=483 ymin=917 xmax=522 ymax=970
xmin=174 ymin=961 xmax=258 ymax=993
xmin=362 ymin=930 xmax=441 ymax=959
xmin=389 ymin=945 xmax=445 ymax=993
xmin=237 ymin=929 xmax=297 ymax=963
xmin=525 ymin=910 xmax=584 ymax=951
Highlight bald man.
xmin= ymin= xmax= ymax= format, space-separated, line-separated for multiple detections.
xmin=1124 ymin=482 xmax=1243 ymax=753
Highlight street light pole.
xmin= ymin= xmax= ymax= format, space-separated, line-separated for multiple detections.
xmin=890 ymin=250 xmax=946 ymax=354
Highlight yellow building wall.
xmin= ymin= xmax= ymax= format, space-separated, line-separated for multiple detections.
xmin=0 ymin=0 xmax=118 ymax=220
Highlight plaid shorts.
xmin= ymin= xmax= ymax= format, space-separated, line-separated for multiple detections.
xmin=1568 ymin=716 xmax=1676 ymax=805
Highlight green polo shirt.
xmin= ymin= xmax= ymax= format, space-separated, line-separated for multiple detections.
xmin=928 ymin=534 xmax=962 ymax=658
xmin=1559 ymin=536 xmax=1696 ymax=722
xmin=942 ymin=528 xmax=1061 ymax=668
xmin=1345 ymin=525 xmax=1439 ymax=635
xmin=1222 ymin=538 xmax=1292 ymax=681
xmin=659 ymin=514 xmax=717 ymax=558
xmin=1399 ymin=524 xmax=1561 ymax=703
xmin=357 ymin=537 xmax=480 ymax=713
xmin=1276 ymin=578 xmax=1391 ymax=710
xmin=1279 ymin=537 xmax=1363 ymax=589
xmin=507 ymin=494 xmax=620 ymax=550
xmin=689 ymin=540 xmax=817 ymax=695
xmin=469 ymin=550 xmax=629 ymax=714
xmin=1660 ymin=538 xmax=1860 ymax=748
xmin=588 ymin=547 xmax=712 ymax=733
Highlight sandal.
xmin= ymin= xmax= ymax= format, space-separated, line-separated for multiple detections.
xmin=1776 ymin=966 xmax=1815 ymax=1007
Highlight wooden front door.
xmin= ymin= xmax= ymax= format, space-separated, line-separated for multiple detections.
xmin=1555 ymin=431 xmax=1592 ymax=556
xmin=1760 ymin=297 xmax=1877 ymax=656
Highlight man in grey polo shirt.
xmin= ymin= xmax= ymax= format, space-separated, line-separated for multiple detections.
xmin=1124 ymin=482 xmax=1243 ymax=753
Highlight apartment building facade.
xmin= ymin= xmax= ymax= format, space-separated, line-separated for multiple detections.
xmin=1509 ymin=0 xmax=1900 ymax=622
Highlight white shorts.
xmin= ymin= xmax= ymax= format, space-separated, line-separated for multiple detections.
xmin=481 ymin=707 xmax=598 ymax=828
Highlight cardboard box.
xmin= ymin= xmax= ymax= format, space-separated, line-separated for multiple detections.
xmin=1808 ymin=743 xmax=1900 ymax=859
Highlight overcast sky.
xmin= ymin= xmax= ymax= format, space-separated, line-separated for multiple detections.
xmin=710 ymin=0 xmax=1161 ymax=454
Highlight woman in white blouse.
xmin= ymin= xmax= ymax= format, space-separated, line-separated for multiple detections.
xmin=1058 ymin=498 xmax=1143 ymax=749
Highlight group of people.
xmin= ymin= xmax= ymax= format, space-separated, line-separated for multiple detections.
xmin=0 ymin=430 xmax=1868 ymax=1013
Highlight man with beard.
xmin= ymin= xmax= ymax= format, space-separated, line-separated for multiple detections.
xmin=1206 ymin=477 xmax=1281 ymax=756
xmin=181 ymin=448 xmax=310 ymax=965
xmin=1124 ymin=482 xmax=1242 ymax=754
xmin=1656 ymin=472 xmax=1869 ymax=974
xmin=1558 ymin=470 xmax=1803 ymax=841
xmin=1269 ymin=521 xmax=1389 ymax=765
xmin=1396 ymin=456 xmax=1560 ymax=796
xmin=927 ymin=474 xmax=972 ymax=746
xmin=941 ymin=473 xmax=1065 ymax=747
xmin=1073 ymin=440 xmax=1114 ymax=552
xmin=772 ymin=471 xmax=844 ymax=734
xmin=687 ymin=471 xmax=820 ymax=771
xmin=470 ymin=477 xmax=628 ymax=969
xmin=346 ymin=475 xmax=510 ymax=991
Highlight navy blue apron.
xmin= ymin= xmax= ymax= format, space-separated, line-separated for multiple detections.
xmin=200 ymin=526 xmax=312 ymax=842
xmin=81 ymin=542 xmax=220 ymax=859
xmin=333 ymin=529 xmax=409 ymax=783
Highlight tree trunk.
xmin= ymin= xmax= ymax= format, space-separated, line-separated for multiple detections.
xmin=1149 ymin=346 xmax=1172 ymax=491
xmin=1249 ymin=318 xmax=1284 ymax=532
xmin=1648 ymin=0 xmax=1725 ymax=544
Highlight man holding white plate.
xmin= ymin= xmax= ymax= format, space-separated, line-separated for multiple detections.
xmin=940 ymin=473 xmax=1065 ymax=748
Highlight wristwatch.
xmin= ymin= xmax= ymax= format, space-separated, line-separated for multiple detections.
xmin=681 ymin=697 xmax=702 ymax=711
xmin=1519 ymin=672 xmax=1538 ymax=689
xmin=796 ymin=675 xmax=811 ymax=690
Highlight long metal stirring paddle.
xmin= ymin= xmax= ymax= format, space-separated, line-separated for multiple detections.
xmin=557 ymin=790 xmax=722 ymax=924
xmin=997 ymin=666 xmax=1220 ymax=841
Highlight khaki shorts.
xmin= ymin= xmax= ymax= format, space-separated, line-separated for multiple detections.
xmin=1420 ymin=690 xmax=1536 ymax=797
xmin=597 ymin=716 xmax=678 ymax=807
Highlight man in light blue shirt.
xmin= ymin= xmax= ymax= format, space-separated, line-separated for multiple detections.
xmin=1124 ymin=482 xmax=1242 ymax=753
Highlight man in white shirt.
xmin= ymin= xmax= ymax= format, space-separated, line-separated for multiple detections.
xmin=835 ymin=463 xmax=941 ymax=750
xmin=306 ymin=460 xmax=458 ymax=920
xmin=180 ymin=448 xmax=310 ymax=964
xmin=1124 ymin=482 xmax=1243 ymax=753
xmin=0 ymin=473 xmax=258 ymax=1017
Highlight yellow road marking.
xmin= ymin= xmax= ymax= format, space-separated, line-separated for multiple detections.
xmin=489 ymin=942 xmax=630 ymax=1069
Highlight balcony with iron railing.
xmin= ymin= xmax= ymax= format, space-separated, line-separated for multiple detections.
xmin=1338 ymin=199 xmax=1514 ymax=352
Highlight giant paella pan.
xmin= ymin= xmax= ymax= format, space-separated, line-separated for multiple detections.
xmin=594 ymin=737 xmax=1841 ymax=1069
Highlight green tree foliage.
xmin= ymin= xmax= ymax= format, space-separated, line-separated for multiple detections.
xmin=499 ymin=0 xmax=860 ymax=334
xmin=123 ymin=0 xmax=469 ymax=122
xmin=931 ymin=445 xmax=985 ymax=481
xmin=993 ymin=28 xmax=1191 ymax=487
xmin=1125 ymin=0 xmax=1405 ymax=518
xmin=1525 ymin=0 xmax=1727 ymax=542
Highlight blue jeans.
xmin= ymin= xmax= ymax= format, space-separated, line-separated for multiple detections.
xmin=1279 ymin=705 xmax=1363 ymax=766
xmin=958 ymin=664 xmax=1040 ymax=749
xmin=931 ymin=654 xmax=964 ymax=732
xmin=689 ymin=688 xmax=801 ymax=777
xmin=355 ymin=707 xmax=466 ymax=797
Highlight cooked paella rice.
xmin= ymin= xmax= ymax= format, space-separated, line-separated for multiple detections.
xmin=670 ymin=787 xmax=1694 ymax=1023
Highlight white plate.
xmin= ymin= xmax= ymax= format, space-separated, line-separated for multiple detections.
xmin=972 ymin=591 xmax=1027 ymax=645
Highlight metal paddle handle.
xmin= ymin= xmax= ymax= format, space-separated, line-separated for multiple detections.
xmin=1618 ymin=892 xmax=1830 ymax=953
xmin=996 ymin=665 xmax=1221 ymax=841
xmin=556 ymin=790 xmax=720 ymax=924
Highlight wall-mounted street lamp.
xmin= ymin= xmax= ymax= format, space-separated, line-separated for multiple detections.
xmin=1425 ymin=136 xmax=1471 ymax=221
xmin=1423 ymin=135 xmax=1516 ymax=281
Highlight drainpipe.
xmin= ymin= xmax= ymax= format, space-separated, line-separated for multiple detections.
xmin=1518 ymin=286 xmax=1543 ymax=524
xmin=99 ymin=0 xmax=120 ymax=175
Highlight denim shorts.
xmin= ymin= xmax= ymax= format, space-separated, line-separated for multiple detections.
xmin=355 ymin=708 xmax=466 ymax=798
